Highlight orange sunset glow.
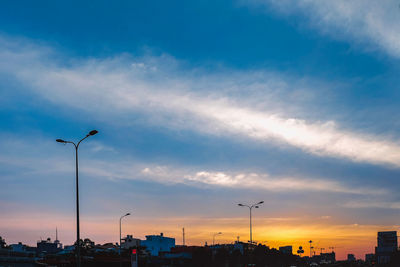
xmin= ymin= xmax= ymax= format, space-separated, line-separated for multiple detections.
xmin=2 ymin=210 xmax=396 ymax=261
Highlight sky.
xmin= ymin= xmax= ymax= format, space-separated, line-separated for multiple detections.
xmin=1 ymin=0 xmax=400 ymax=260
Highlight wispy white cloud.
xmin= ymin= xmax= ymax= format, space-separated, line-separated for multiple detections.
xmin=343 ymin=201 xmax=400 ymax=210
xmin=0 ymin=135 xmax=384 ymax=196
xmin=1 ymin=36 xmax=400 ymax=168
xmin=89 ymin=141 xmax=117 ymax=153
xmin=242 ymin=0 xmax=400 ymax=58
xmin=138 ymin=166 xmax=385 ymax=195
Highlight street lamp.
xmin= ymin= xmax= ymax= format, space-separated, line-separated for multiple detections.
xmin=56 ymin=129 xmax=98 ymax=267
xmin=237 ymin=201 xmax=264 ymax=245
xmin=212 ymin=232 xmax=222 ymax=246
xmin=120 ymin=212 xmax=131 ymax=267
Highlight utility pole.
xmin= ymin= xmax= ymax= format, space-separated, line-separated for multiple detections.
xmin=119 ymin=213 xmax=131 ymax=267
xmin=237 ymin=201 xmax=264 ymax=245
xmin=182 ymin=228 xmax=185 ymax=246
xmin=213 ymin=232 xmax=222 ymax=246
xmin=57 ymin=129 xmax=98 ymax=267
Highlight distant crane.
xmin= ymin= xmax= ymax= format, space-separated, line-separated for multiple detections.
xmin=328 ymin=246 xmax=342 ymax=252
xmin=313 ymin=246 xmax=325 ymax=255
xmin=311 ymin=240 xmax=324 ymax=256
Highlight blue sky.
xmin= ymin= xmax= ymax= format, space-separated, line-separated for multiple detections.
xmin=1 ymin=0 xmax=400 ymax=259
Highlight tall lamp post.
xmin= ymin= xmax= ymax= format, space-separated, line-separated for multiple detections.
xmin=212 ymin=232 xmax=222 ymax=246
xmin=238 ymin=201 xmax=264 ymax=245
xmin=56 ymin=130 xmax=98 ymax=267
xmin=120 ymin=212 xmax=131 ymax=267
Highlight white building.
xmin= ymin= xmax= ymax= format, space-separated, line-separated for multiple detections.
xmin=121 ymin=235 xmax=141 ymax=249
xmin=141 ymin=233 xmax=175 ymax=256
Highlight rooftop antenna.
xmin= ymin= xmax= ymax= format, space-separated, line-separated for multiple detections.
xmin=237 ymin=236 xmax=240 ymax=243
xmin=309 ymin=240 xmax=313 ymax=257
xmin=56 ymin=227 xmax=58 ymax=241
xmin=182 ymin=228 xmax=185 ymax=246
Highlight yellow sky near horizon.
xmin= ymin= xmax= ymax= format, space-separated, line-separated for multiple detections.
xmin=2 ymin=213 xmax=397 ymax=260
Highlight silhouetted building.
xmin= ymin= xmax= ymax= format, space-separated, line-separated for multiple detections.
xmin=97 ymin=243 xmax=118 ymax=251
xmin=320 ymin=252 xmax=335 ymax=264
xmin=122 ymin=235 xmax=141 ymax=249
xmin=37 ymin=238 xmax=62 ymax=254
xmin=375 ymin=231 xmax=397 ymax=264
xmin=310 ymin=252 xmax=335 ymax=265
xmin=165 ymin=246 xmax=199 ymax=260
xmin=347 ymin=254 xmax=356 ymax=261
xmin=64 ymin=245 xmax=75 ymax=252
xmin=365 ymin=253 xmax=375 ymax=264
xmin=10 ymin=242 xmax=26 ymax=252
xmin=279 ymin=245 xmax=292 ymax=254
xmin=233 ymin=241 xmax=247 ymax=254
xmin=9 ymin=242 xmax=36 ymax=256
xmin=142 ymin=233 xmax=175 ymax=256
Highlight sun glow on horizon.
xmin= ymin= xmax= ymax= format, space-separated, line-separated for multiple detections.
xmin=1 ymin=212 xmax=394 ymax=260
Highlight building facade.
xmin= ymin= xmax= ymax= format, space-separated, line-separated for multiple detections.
xmin=279 ymin=246 xmax=292 ymax=254
xmin=37 ymin=238 xmax=62 ymax=255
xmin=347 ymin=254 xmax=356 ymax=261
xmin=121 ymin=235 xmax=141 ymax=249
xmin=142 ymin=233 xmax=175 ymax=256
xmin=375 ymin=231 xmax=398 ymax=264
xmin=365 ymin=253 xmax=375 ymax=265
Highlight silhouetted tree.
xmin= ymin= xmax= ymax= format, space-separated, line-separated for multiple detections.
xmin=0 ymin=236 xmax=6 ymax=248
